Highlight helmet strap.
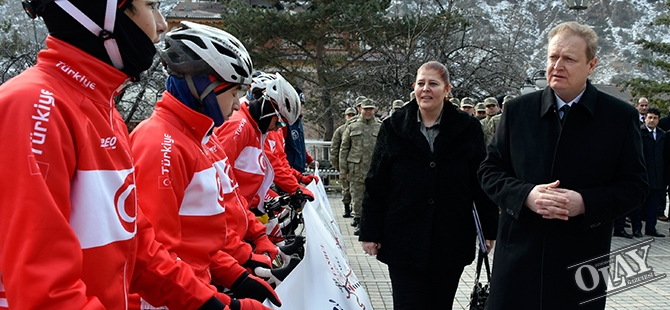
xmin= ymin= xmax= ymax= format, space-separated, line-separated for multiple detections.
xmin=257 ymin=96 xmax=287 ymax=129
xmin=186 ymin=74 xmax=212 ymax=113
xmin=258 ymin=96 xmax=278 ymax=120
xmin=54 ymin=0 xmax=124 ymax=69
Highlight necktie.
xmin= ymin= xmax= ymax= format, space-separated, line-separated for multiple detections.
xmin=559 ymin=104 xmax=571 ymax=125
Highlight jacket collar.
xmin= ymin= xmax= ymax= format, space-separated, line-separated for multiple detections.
xmin=356 ymin=113 xmax=376 ymax=124
xmin=154 ymin=91 xmax=214 ymax=145
xmin=390 ymin=99 xmax=471 ymax=153
xmin=39 ymin=36 xmax=128 ymax=105
xmin=233 ymin=103 xmax=261 ymax=132
xmin=540 ymin=80 xmax=598 ymax=118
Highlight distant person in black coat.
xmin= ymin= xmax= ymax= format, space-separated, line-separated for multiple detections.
xmin=358 ymin=61 xmax=498 ymax=310
xmin=657 ymin=105 xmax=670 ymax=222
xmin=631 ymin=107 xmax=667 ymax=237
xmin=636 ymin=97 xmax=649 ymax=125
xmin=657 ymin=106 xmax=670 ymax=132
xmin=478 ymin=22 xmax=648 ymax=310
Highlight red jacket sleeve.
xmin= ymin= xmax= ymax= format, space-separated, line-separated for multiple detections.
xmin=265 ymin=131 xmax=300 ymax=193
xmin=0 ymin=88 xmax=102 ymax=309
xmin=218 ymin=227 xmax=254 ymax=266
xmin=129 ymin=208 xmax=216 ymax=309
xmin=305 ymin=150 xmax=314 ymax=165
xmin=130 ymin=128 xmax=187 ymax=258
xmin=209 ymin=250 xmax=247 ymax=288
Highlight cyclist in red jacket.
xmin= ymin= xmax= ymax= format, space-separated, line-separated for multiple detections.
xmin=130 ymin=21 xmax=281 ymax=310
xmin=215 ymin=73 xmax=304 ymax=213
xmin=0 ymin=1 xmax=232 ymax=309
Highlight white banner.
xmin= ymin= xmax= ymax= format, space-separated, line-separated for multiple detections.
xmin=264 ymin=169 xmax=372 ymax=310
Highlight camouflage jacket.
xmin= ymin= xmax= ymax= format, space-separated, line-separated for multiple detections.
xmin=339 ymin=115 xmax=382 ymax=181
xmin=481 ymin=114 xmax=501 ymax=145
xmin=329 ymin=123 xmax=347 ymax=170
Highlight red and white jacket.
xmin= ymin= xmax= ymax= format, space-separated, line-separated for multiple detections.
xmin=207 ymin=134 xmax=270 ymax=245
xmin=129 ymin=92 xmax=248 ymax=292
xmin=215 ymin=104 xmax=274 ymax=211
xmin=0 ymin=37 xmax=216 ymax=309
xmin=265 ymin=130 xmax=306 ymax=195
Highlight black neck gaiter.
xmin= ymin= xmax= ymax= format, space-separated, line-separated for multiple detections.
xmin=248 ymin=98 xmax=276 ymax=134
xmin=42 ymin=1 xmax=155 ymax=81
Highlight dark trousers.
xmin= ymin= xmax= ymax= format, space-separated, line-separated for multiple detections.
xmin=614 ymin=215 xmax=627 ymax=232
xmin=632 ymin=189 xmax=663 ymax=233
xmin=388 ymin=264 xmax=464 ymax=310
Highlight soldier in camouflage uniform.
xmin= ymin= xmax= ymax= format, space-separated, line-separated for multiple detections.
xmin=475 ymin=102 xmax=486 ymax=120
xmin=481 ymin=96 xmax=501 ymax=144
xmin=330 ymin=107 xmax=358 ymax=218
xmin=460 ymin=97 xmax=475 ymax=116
xmin=449 ymin=97 xmax=460 ymax=108
xmin=354 ymin=95 xmax=367 ymax=114
xmin=339 ymin=99 xmax=382 ymax=235
xmin=487 ymin=95 xmax=514 ymax=136
xmin=391 ymin=99 xmax=405 ymax=114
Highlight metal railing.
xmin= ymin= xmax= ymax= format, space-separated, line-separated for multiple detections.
xmin=304 ymin=140 xmax=342 ymax=190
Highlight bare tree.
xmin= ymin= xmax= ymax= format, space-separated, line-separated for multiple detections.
xmin=115 ymin=55 xmax=167 ymax=131
xmin=0 ymin=17 xmax=46 ymax=84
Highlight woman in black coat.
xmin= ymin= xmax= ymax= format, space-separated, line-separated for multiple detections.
xmin=358 ymin=61 xmax=499 ymax=310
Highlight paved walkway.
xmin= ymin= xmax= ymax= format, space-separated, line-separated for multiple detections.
xmin=327 ymin=193 xmax=670 ymax=309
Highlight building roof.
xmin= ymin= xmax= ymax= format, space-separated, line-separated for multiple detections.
xmin=165 ymin=1 xmax=225 ymax=20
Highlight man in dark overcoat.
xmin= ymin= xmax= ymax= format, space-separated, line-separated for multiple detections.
xmin=631 ymin=107 xmax=667 ymax=237
xmin=478 ymin=21 xmax=648 ymax=310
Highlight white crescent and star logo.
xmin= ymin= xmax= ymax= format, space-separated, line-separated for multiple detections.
xmin=114 ymin=171 xmax=137 ymax=233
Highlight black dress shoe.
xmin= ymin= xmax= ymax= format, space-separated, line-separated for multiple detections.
xmin=633 ymin=230 xmax=644 ymax=238
xmin=613 ymin=230 xmax=633 ymax=239
xmin=343 ymin=212 xmax=353 ymax=218
xmin=353 ymin=225 xmax=360 ymax=236
xmin=645 ymin=230 xmax=666 ymax=237
xmin=350 ymin=217 xmax=360 ymax=227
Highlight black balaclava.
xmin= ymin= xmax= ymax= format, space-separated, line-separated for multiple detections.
xmin=41 ymin=0 xmax=156 ymax=81
xmin=248 ymin=97 xmax=278 ymax=134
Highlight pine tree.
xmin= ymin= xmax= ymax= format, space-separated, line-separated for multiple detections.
xmin=220 ymin=0 xmax=395 ymax=140
xmin=620 ymin=0 xmax=670 ymax=114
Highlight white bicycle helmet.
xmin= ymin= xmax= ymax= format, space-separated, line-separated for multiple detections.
xmin=251 ymin=73 xmax=276 ymax=93
xmin=263 ymin=73 xmax=301 ymax=125
xmin=248 ymin=72 xmax=276 ymax=100
xmin=161 ymin=21 xmax=254 ymax=85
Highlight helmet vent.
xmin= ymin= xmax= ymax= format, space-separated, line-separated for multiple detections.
xmin=173 ymin=34 xmax=207 ymax=50
xmin=214 ymin=43 xmax=237 ymax=59
xmin=232 ymin=64 xmax=248 ymax=78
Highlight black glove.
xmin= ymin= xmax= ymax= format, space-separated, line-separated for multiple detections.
xmin=231 ymin=271 xmax=281 ymax=306
xmin=198 ymin=297 xmax=225 ymax=310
